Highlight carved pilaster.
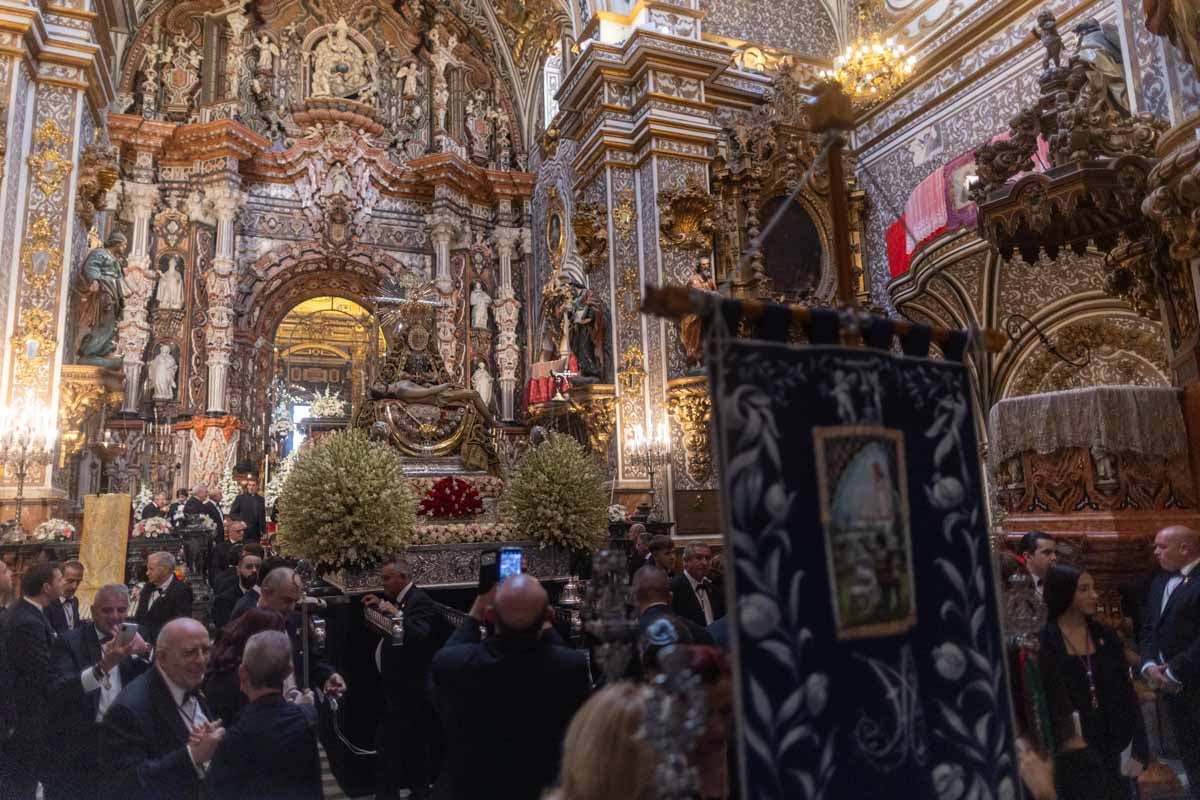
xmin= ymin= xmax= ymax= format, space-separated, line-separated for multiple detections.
xmin=116 ymin=182 xmax=160 ymax=413
xmin=493 ymin=225 xmax=523 ymax=421
xmin=205 ymin=187 xmax=241 ymax=414
xmin=569 ymin=383 xmax=617 ymax=459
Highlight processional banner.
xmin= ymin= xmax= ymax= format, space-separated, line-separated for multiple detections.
xmin=78 ymin=493 xmax=131 ymax=613
xmin=707 ymin=304 xmax=1019 ymax=799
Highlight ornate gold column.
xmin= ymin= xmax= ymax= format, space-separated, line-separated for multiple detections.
xmin=666 ymin=376 xmax=712 ymax=485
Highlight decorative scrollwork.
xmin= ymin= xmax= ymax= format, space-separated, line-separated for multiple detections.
xmin=572 ymin=201 xmax=609 ymax=273
xmin=76 ymin=143 xmax=121 ymax=227
xmin=659 ymin=176 xmax=716 ymax=251
xmin=618 ymin=344 xmax=645 ymax=397
xmin=666 ymin=376 xmax=712 ymax=484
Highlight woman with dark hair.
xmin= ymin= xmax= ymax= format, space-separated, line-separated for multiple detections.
xmin=1037 ymin=563 xmax=1148 ymax=799
xmin=204 ymin=607 xmax=287 ymax=726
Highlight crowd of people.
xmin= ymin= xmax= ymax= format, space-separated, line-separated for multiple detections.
xmin=0 ymin=496 xmax=737 ymax=800
xmin=1011 ymin=526 xmax=1200 ymax=800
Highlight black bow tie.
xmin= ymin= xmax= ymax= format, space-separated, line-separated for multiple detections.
xmin=98 ymin=633 xmax=114 ymax=644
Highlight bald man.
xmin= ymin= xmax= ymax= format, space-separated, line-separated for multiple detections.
xmin=1141 ymin=525 xmax=1200 ymax=794
xmin=99 ymin=618 xmax=223 ymax=800
xmin=430 ymin=575 xmax=591 ymax=800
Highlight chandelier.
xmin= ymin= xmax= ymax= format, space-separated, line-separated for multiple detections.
xmin=823 ymin=33 xmax=916 ymax=103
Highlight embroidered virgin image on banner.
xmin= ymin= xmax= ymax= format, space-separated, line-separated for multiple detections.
xmin=813 ymin=426 xmax=916 ymax=640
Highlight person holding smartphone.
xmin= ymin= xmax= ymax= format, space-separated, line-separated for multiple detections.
xmin=45 ymin=583 xmax=150 ymax=799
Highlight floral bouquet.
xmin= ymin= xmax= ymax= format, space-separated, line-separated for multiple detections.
xmin=408 ymin=475 xmax=504 ymax=499
xmin=217 ymin=471 xmax=240 ymax=515
xmin=132 ymin=517 xmax=173 ymax=538
xmin=133 ymin=483 xmax=153 ymax=516
xmin=310 ymin=385 xmax=347 ymax=419
xmin=269 ymin=417 xmax=294 ymax=439
xmin=411 ymin=521 xmax=513 ymax=545
xmin=33 ymin=519 xmax=76 ymax=541
xmin=418 ymin=476 xmax=484 ymax=518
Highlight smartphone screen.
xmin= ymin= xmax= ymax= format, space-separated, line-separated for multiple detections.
xmin=498 ymin=547 xmax=522 ymax=581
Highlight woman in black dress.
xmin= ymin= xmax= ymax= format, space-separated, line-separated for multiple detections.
xmin=1038 ymin=563 xmax=1148 ymax=800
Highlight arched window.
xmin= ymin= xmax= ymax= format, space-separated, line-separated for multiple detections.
xmin=543 ymin=45 xmax=563 ymax=126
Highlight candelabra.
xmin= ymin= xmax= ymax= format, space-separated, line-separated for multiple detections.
xmin=88 ymin=428 xmax=126 ymax=495
xmin=146 ymin=407 xmax=178 ymax=488
xmin=626 ymin=420 xmax=672 ymax=521
xmin=0 ymin=389 xmax=58 ymax=534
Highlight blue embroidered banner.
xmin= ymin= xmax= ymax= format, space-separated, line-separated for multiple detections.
xmin=709 ymin=319 xmax=1019 ymax=800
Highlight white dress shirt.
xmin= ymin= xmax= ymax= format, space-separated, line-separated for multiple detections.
xmin=1142 ymin=557 xmax=1200 ymax=685
xmin=684 ymin=571 xmax=714 ymax=626
xmin=80 ymin=636 xmax=124 ymax=722
xmin=157 ymin=666 xmax=210 ymax=774
xmin=146 ymin=575 xmax=174 ymax=610
xmin=62 ymin=597 xmax=76 ymax=629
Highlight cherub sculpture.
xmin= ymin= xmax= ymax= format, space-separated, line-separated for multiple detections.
xmin=1032 ymin=10 xmax=1064 ymax=71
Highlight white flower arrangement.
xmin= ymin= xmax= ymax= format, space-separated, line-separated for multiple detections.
xmin=309 ymin=385 xmax=347 ymax=419
xmin=269 ymin=418 xmax=294 ymax=438
xmin=217 ymin=472 xmax=240 ymax=515
xmin=32 ymin=518 xmax=76 ymax=541
xmin=608 ymin=503 xmax=627 ymax=523
xmin=133 ymin=483 xmax=154 ymax=516
xmin=407 ymin=475 xmax=505 ymax=499
xmin=265 ymin=450 xmax=299 ymax=512
xmin=132 ymin=516 xmax=172 ymax=538
xmin=411 ymin=521 xmax=514 ymax=546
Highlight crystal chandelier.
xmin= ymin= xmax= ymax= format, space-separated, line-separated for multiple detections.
xmin=823 ymin=33 xmax=916 ymax=103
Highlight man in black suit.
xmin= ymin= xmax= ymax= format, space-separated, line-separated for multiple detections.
xmin=208 ymin=517 xmax=246 ymax=588
xmin=635 ymin=565 xmax=713 ymax=646
xmin=1141 ymin=525 xmax=1200 ymax=796
xmin=229 ymin=477 xmax=268 ymax=544
xmin=229 ymin=567 xmax=347 ymax=697
xmin=182 ymin=484 xmax=223 ymax=539
xmin=99 ymin=617 xmax=223 ymax=800
xmin=45 ymin=559 xmax=85 ymax=635
xmin=206 ymin=629 xmax=321 ymax=799
xmin=365 ymin=558 xmax=443 ymax=800
xmin=670 ymin=543 xmax=724 ymax=629
xmin=167 ymin=488 xmax=189 ymax=525
xmin=140 ymin=491 xmax=168 ymax=522
xmin=44 ymin=583 xmax=150 ymax=799
xmin=431 ymin=574 xmax=591 ymax=800
xmin=1018 ymin=530 xmax=1057 ymax=600
xmin=648 ymin=534 xmax=676 ymax=577
xmin=132 ymin=551 xmax=194 ymax=646
xmin=210 ymin=544 xmax=263 ymax=631
xmin=0 ymin=561 xmax=64 ymax=798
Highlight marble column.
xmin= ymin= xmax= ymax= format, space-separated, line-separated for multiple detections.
xmin=427 ymin=210 xmax=460 ymax=376
xmin=492 ymin=225 xmax=523 ymax=421
xmin=205 ymin=186 xmax=241 ymax=414
xmin=117 ymin=182 xmax=160 ymax=413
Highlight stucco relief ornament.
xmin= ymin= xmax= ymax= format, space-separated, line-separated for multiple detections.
xmin=659 ymin=176 xmax=716 ymax=250
xmin=308 ymin=18 xmax=376 ymax=101
xmin=162 ymin=34 xmax=202 ymax=117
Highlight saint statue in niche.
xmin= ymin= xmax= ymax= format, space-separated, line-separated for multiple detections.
xmin=680 ymin=256 xmax=716 ymax=369
xmin=472 ymin=361 xmax=493 ymax=407
xmin=156 ymin=255 xmax=184 ymax=310
xmin=77 ymin=232 xmax=128 ymax=369
xmin=567 ymin=279 xmax=607 ymax=382
xmin=148 ymin=344 xmax=177 ymax=400
xmin=469 ymin=281 xmax=492 ymax=329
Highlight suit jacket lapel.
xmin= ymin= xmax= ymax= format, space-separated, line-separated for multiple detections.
xmin=150 ymin=668 xmax=191 ymax=746
xmin=1160 ymin=573 xmax=1198 ymax=626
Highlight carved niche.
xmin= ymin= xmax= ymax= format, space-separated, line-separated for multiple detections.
xmin=658 ymin=176 xmax=716 ymax=251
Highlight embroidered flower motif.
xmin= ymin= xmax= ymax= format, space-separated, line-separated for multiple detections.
xmin=932 ymin=764 xmax=966 ymax=800
xmin=997 ymin=777 xmax=1015 ymax=800
xmin=739 ymin=593 xmax=781 ymax=639
xmin=804 ymin=673 xmax=829 ymax=716
xmin=932 ymin=642 xmax=967 ymax=681
xmin=927 ymin=474 xmax=965 ymax=510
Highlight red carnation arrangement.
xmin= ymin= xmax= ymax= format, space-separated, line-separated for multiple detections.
xmin=418 ymin=476 xmax=484 ymax=518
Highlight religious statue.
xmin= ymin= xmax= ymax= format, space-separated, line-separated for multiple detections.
xmin=310 ymin=18 xmax=372 ymax=99
xmin=156 ymin=255 xmax=184 ymax=310
xmin=1032 ymin=10 xmax=1064 ymax=71
xmin=252 ymin=33 xmax=279 ymax=74
xmin=567 ymin=279 xmax=607 ymax=382
xmin=428 ymin=28 xmax=463 ymax=132
xmin=434 ymin=84 xmax=450 ymax=131
xmin=680 ymin=256 xmax=717 ymax=369
xmin=148 ymin=344 xmax=177 ymax=400
xmin=368 ymin=377 xmax=494 ymax=425
xmin=77 ymin=232 xmax=128 ymax=368
xmin=469 ymin=280 xmax=492 ymax=329
xmin=1072 ymin=19 xmax=1129 ymax=112
xmin=472 ymin=361 xmax=493 ymax=408
xmin=396 ymin=61 xmax=419 ymax=98
xmin=496 ymin=125 xmax=512 ymax=171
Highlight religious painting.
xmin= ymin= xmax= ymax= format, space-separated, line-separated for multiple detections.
xmin=813 ymin=426 xmax=916 ymax=640
xmin=546 ymin=187 xmax=566 ymax=269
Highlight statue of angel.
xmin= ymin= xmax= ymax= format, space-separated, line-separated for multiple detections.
xmin=252 ymin=33 xmax=279 ymax=73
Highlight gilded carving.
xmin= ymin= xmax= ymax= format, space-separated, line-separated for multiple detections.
xmin=666 ymin=376 xmax=712 ymax=484
xmin=612 ymin=187 xmax=635 ymax=239
xmin=27 ymin=120 xmax=71 ymax=200
xmin=658 ymin=176 xmax=716 ymax=250
xmin=75 ymin=142 xmax=120 ymax=226
xmin=568 ymin=384 xmax=616 ymax=458
xmin=58 ymin=366 xmax=123 ymax=466
xmin=572 ymin=201 xmax=608 ymax=273
xmin=617 ymin=343 xmax=645 ymax=397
